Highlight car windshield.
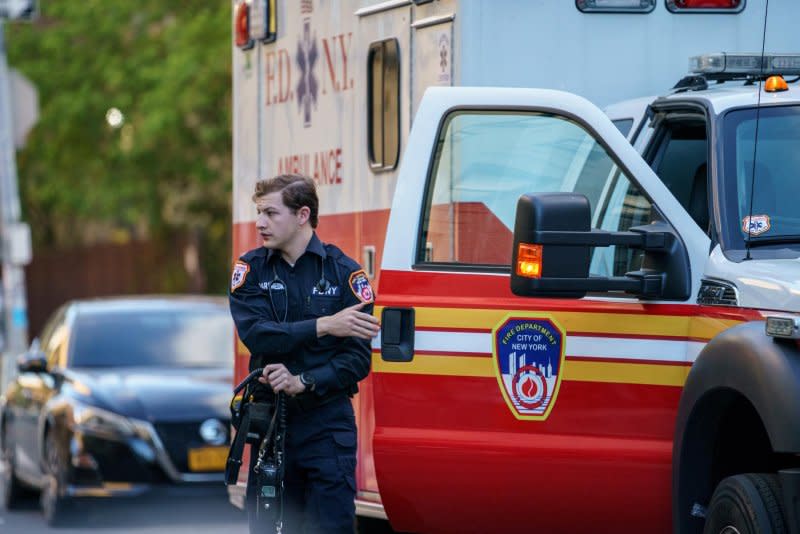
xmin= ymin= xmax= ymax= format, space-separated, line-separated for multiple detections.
xmin=721 ymin=105 xmax=800 ymax=249
xmin=70 ymin=306 xmax=233 ymax=368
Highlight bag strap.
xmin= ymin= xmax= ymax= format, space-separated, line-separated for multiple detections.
xmin=225 ymin=399 xmax=252 ymax=485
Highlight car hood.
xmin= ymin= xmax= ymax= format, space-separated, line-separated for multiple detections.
xmin=708 ymin=246 xmax=800 ymax=313
xmin=65 ymin=367 xmax=233 ymax=423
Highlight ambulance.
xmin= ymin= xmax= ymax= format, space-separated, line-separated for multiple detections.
xmin=230 ymin=1 xmax=800 ymax=532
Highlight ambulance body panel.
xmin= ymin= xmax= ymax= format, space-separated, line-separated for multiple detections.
xmin=230 ymin=0 xmax=800 ymax=530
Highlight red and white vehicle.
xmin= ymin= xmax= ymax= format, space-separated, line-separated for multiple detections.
xmin=230 ymin=1 xmax=800 ymax=532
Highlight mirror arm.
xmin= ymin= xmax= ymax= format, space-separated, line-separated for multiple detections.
xmin=528 ymin=271 xmax=665 ymax=297
xmin=531 ymin=228 xmax=668 ymax=250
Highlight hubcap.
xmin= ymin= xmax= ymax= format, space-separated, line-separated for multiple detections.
xmin=720 ymin=527 xmax=741 ymax=534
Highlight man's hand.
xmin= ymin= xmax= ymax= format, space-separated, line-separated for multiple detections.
xmin=316 ymin=302 xmax=380 ymax=339
xmin=259 ymin=363 xmax=306 ymax=396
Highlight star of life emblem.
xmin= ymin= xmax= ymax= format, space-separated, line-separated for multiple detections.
xmin=296 ymin=19 xmax=318 ymax=127
xmin=493 ymin=316 xmax=566 ymax=421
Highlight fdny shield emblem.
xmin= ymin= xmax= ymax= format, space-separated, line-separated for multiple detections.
xmin=348 ymin=270 xmax=374 ymax=303
xmin=493 ymin=315 xmax=566 ymax=421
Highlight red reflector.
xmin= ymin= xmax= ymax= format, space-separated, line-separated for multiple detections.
xmin=516 ymin=243 xmax=543 ymax=279
xmin=675 ymin=0 xmax=740 ymax=6
xmin=235 ymin=3 xmax=252 ymax=49
xmin=667 ymin=0 xmax=744 ymax=11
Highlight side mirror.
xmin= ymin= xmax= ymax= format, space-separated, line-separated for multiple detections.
xmin=17 ymin=339 xmax=47 ymax=373
xmin=510 ymin=193 xmax=690 ymax=300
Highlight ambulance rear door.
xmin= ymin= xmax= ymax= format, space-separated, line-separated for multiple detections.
xmin=373 ymin=86 xmax=711 ymax=533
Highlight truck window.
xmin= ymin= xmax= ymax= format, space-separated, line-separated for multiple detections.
xmin=612 ymin=118 xmax=634 ymax=137
xmin=368 ymin=39 xmax=400 ymax=171
xmin=649 ymin=119 xmax=709 ymax=232
xmin=418 ymin=110 xmax=652 ymax=274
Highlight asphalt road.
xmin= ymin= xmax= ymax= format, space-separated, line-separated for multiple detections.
xmin=0 ymin=470 xmax=248 ymax=534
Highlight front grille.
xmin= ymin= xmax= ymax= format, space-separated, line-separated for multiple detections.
xmin=697 ymin=279 xmax=738 ymax=306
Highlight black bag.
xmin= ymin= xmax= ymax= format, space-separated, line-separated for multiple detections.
xmin=226 ymin=369 xmax=273 ymax=485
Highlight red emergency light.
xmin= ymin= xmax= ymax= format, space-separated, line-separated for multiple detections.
xmin=666 ymin=0 xmax=745 ymax=13
xmin=235 ymin=2 xmax=254 ymax=50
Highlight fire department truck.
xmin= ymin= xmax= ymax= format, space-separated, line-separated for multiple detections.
xmin=230 ymin=1 xmax=800 ymax=532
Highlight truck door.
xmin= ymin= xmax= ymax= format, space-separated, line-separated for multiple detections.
xmin=373 ymin=87 xmax=711 ymax=534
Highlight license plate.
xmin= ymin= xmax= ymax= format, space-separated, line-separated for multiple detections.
xmin=187 ymin=446 xmax=229 ymax=472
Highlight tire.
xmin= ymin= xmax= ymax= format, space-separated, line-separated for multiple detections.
xmin=1 ymin=425 xmax=29 ymax=510
xmin=704 ymin=473 xmax=787 ymax=534
xmin=40 ymin=429 xmax=74 ymax=527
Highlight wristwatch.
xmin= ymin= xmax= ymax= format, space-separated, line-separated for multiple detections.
xmin=299 ymin=372 xmax=316 ymax=392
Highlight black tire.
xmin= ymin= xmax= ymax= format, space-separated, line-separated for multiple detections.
xmin=1 ymin=424 xmax=29 ymax=510
xmin=40 ymin=429 xmax=74 ymax=527
xmin=704 ymin=473 xmax=787 ymax=534
xmin=357 ymin=516 xmax=399 ymax=534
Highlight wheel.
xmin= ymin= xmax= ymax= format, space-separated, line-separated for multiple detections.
xmin=704 ymin=473 xmax=787 ymax=534
xmin=1 ymin=424 xmax=29 ymax=510
xmin=40 ymin=429 xmax=74 ymax=526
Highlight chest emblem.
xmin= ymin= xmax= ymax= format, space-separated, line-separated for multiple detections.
xmin=493 ymin=315 xmax=566 ymax=421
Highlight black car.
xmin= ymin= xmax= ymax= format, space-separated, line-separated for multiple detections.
xmin=0 ymin=296 xmax=234 ymax=525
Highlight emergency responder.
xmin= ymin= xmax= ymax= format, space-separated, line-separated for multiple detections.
xmin=228 ymin=173 xmax=380 ymax=534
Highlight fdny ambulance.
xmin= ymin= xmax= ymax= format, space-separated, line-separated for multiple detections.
xmin=230 ymin=1 xmax=800 ymax=532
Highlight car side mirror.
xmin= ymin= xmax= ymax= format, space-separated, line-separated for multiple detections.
xmin=510 ymin=192 xmax=691 ymax=300
xmin=17 ymin=339 xmax=47 ymax=373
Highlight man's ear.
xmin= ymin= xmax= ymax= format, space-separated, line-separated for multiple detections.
xmin=297 ymin=206 xmax=311 ymax=226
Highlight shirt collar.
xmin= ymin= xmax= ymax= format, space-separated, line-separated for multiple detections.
xmin=266 ymin=232 xmax=327 ymax=263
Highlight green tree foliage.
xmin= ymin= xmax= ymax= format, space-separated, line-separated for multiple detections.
xmin=7 ymin=0 xmax=232 ymax=293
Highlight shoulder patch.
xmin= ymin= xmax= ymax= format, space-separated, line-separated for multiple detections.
xmin=231 ymin=261 xmax=250 ymax=292
xmin=348 ymin=270 xmax=374 ymax=303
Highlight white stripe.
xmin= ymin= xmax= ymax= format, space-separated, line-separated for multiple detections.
xmin=374 ymin=330 xmax=706 ymax=363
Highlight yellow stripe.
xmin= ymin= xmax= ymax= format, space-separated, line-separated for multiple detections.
xmin=376 ymin=306 xmax=740 ymax=340
xmin=373 ymin=354 xmax=493 ymax=377
xmin=372 ymin=353 xmax=689 ymax=387
xmin=563 ymin=360 xmax=689 ymax=387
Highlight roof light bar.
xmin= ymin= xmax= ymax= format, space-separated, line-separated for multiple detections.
xmin=690 ymin=53 xmax=800 ymax=77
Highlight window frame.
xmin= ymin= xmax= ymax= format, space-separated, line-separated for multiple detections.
xmin=413 ymin=106 xmax=664 ymax=274
xmin=367 ymin=38 xmax=401 ymax=172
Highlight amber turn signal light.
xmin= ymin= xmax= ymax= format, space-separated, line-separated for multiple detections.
xmin=516 ymin=243 xmax=543 ymax=279
xmin=765 ymin=75 xmax=789 ymax=93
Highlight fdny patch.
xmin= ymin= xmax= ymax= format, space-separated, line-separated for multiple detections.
xmin=230 ymin=261 xmax=250 ymax=292
xmin=493 ymin=315 xmax=566 ymax=421
xmin=742 ymin=214 xmax=771 ymax=236
xmin=348 ymin=270 xmax=374 ymax=303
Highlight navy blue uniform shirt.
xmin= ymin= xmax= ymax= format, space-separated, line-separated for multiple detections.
xmin=229 ymin=233 xmax=373 ymax=400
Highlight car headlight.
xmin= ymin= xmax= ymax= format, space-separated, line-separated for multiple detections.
xmin=72 ymin=401 xmax=137 ymax=439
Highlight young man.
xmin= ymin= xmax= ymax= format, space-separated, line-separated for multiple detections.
xmin=229 ymin=174 xmax=380 ymax=534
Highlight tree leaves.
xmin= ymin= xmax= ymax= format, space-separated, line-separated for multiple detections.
xmin=7 ymin=1 xmax=232 ymax=292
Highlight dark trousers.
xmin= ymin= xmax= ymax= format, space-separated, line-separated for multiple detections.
xmin=246 ymin=396 xmax=357 ymax=534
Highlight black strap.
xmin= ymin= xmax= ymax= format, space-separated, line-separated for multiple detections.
xmin=225 ymin=405 xmax=251 ymax=485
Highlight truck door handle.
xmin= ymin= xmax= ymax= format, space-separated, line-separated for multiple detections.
xmin=380 ymin=307 xmax=415 ymax=362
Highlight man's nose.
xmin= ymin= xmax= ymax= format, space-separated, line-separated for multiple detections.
xmin=256 ymin=214 xmax=267 ymax=229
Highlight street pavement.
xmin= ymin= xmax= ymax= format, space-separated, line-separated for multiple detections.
xmin=0 ymin=465 xmax=248 ymax=533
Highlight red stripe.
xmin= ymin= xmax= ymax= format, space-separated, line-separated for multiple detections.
xmin=570 ymin=331 xmax=711 ymax=343
xmin=414 ymin=350 xmax=491 ymax=358
xmin=378 ymin=270 xmax=764 ymax=321
xmin=415 ymin=325 xmax=491 ymax=333
xmin=566 ymin=355 xmax=693 ymax=367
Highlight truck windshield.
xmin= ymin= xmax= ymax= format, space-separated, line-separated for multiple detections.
xmin=721 ymin=105 xmax=800 ymax=251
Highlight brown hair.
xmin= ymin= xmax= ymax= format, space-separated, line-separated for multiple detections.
xmin=252 ymin=174 xmax=319 ymax=229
